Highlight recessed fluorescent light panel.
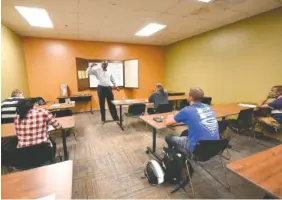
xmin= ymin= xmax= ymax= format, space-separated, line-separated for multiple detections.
xmin=15 ymin=6 xmax=53 ymax=28
xmin=135 ymin=23 xmax=166 ymax=36
xmin=197 ymin=0 xmax=212 ymax=2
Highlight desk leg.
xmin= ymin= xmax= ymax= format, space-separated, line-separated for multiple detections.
xmin=117 ymin=105 xmax=124 ymax=130
xmin=90 ymin=100 xmax=93 ymax=115
xmin=146 ymin=128 xmax=162 ymax=161
xmin=61 ymin=129 xmax=69 ymax=160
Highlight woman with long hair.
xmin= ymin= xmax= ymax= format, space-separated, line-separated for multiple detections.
xmin=14 ymin=98 xmax=62 ymax=155
xmin=148 ymin=83 xmax=169 ymax=114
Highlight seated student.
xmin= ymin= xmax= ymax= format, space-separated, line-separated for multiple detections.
xmin=14 ymin=99 xmax=62 ymax=156
xmin=147 ymin=83 xmax=169 ymax=114
xmin=1 ymin=89 xmax=24 ymax=166
xmin=260 ymin=85 xmax=282 ymax=124
xmin=1 ymin=89 xmax=24 ymax=124
xmin=165 ymin=88 xmax=220 ymax=153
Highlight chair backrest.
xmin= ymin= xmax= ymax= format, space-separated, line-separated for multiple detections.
xmin=128 ymin=103 xmax=146 ymax=116
xmin=52 ymin=110 xmax=73 ymax=118
xmin=237 ymin=108 xmax=254 ymax=127
xmin=156 ymin=103 xmax=174 ymax=114
xmin=1 ymin=118 xmax=15 ymax=124
xmin=32 ymin=97 xmax=46 ymax=105
xmin=179 ymin=100 xmax=189 ymax=110
xmin=8 ymin=143 xmax=54 ymax=170
xmin=192 ymin=138 xmax=229 ymax=162
xmin=201 ymin=97 xmax=212 ymax=105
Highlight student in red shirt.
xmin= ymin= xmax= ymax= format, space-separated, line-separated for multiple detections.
xmin=14 ymin=99 xmax=62 ymax=155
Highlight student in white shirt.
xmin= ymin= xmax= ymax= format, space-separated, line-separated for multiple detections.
xmin=87 ymin=61 xmax=119 ymax=124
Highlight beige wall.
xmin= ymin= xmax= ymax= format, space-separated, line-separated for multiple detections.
xmin=165 ymin=7 xmax=282 ymax=104
xmin=1 ymin=24 xmax=30 ymax=100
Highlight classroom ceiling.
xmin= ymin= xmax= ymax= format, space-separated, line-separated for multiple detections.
xmin=1 ymin=0 xmax=282 ymax=45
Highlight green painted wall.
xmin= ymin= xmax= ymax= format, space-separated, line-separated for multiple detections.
xmin=1 ymin=24 xmax=30 ymax=100
xmin=165 ymin=7 xmax=282 ymax=104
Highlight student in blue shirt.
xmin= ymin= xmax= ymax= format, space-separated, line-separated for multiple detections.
xmin=165 ymin=88 xmax=220 ymax=153
xmin=260 ymin=85 xmax=282 ymax=124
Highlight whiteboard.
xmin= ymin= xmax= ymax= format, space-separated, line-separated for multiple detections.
xmin=124 ymin=59 xmax=139 ymax=88
xmin=89 ymin=62 xmax=124 ymax=88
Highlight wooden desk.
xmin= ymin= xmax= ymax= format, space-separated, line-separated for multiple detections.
xmin=58 ymin=94 xmax=93 ymax=114
xmin=1 ymin=116 xmax=75 ymax=160
xmin=1 ymin=161 xmax=73 ymax=199
xmin=168 ymin=95 xmax=187 ymax=101
xmin=40 ymin=102 xmax=75 ymax=111
xmin=140 ymin=103 xmax=256 ymax=156
xmin=112 ymin=96 xmax=189 ymax=130
xmin=227 ymin=145 xmax=282 ymax=198
xmin=168 ymin=91 xmax=185 ymax=96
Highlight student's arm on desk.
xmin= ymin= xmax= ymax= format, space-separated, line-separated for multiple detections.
xmin=165 ymin=115 xmax=177 ymax=126
xmin=46 ymin=111 xmax=62 ymax=130
xmin=165 ymin=109 xmax=186 ymax=126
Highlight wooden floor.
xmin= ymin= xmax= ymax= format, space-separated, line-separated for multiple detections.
xmin=5 ymin=111 xmax=280 ymax=199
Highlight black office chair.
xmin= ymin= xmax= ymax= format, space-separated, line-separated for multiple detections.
xmin=201 ymin=97 xmax=212 ymax=105
xmin=52 ymin=110 xmax=73 ymax=118
xmin=156 ymin=103 xmax=174 ymax=114
xmin=227 ymin=108 xmax=254 ymax=134
xmin=174 ymin=138 xmax=231 ymax=197
xmin=7 ymin=143 xmax=59 ymax=170
xmin=1 ymin=118 xmax=15 ymax=124
xmin=31 ymin=97 xmax=46 ymax=105
xmin=179 ymin=100 xmax=189 ymax=110
xmin=124 ymin=103 xmax=146 ymax=132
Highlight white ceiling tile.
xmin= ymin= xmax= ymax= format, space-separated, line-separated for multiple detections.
xmin=1 ymin=0 xmax=281 ymax=45
xmin=105 ymin=0 xmax=180 ymax=12
xmin=5 ymin=0 xmax=79 ymax=12
xmin=166 ymin=0 xmax=208 ymax=16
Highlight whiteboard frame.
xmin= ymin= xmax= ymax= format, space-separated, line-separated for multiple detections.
xmin=88 ymin=59 xmax=125 ymax=89
xmin=124 ymin=59 xmax=139 ymax=89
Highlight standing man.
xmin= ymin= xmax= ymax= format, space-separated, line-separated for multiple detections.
xmin=86 ymin=61 xmax=119 ymax=124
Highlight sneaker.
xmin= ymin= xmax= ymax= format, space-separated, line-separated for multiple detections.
xmin=101 ymin=121 xmax=105 ymax=125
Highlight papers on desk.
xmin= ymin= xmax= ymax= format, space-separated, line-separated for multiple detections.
xmin=48 ymin=126 xmax=55 ymax=132
xmin=37 ymin=194 xmax=56 ymax=200
xmin=125 ymin=99 xmax=134 ymax=102
xmin=50 ymin=104 xmax=60 ymax=107
xmin=238 ymin=103 xmax=257 ymax=108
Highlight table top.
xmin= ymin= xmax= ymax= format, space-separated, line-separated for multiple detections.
xmin=40 ymin=103 xmax=75 ymax=111
xmin=112 ymin=95 xmax=188 ymax=106
xmin=140 ymin=103 xmax=256 ymax=130
xmin=112 ymin=98 xmax=149 ymax=106
xmin=58 ymin=94 xmax=92 ymax=99
xmin=1 ymin=160 xmax=73 ymax=199
xmin=1 ymin=116 xmax=75 ymax=138
xmin=168 ymin=95 xmax=187 ymax=101
xmin=227 ymin=145 xmax=282 ymax=198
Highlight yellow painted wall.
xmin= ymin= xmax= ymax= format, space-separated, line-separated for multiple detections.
xmin=1 ymin=24 xmax=30 ymax=100
xmin=165 ymin=7 xmax=282 ymax=104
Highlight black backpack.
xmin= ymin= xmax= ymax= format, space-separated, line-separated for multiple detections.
xmin=162 ymin=147 xmax=194 ymax=184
